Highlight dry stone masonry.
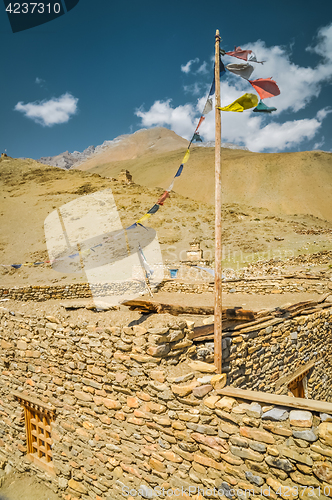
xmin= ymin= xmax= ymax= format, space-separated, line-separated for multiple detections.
xmin=0 ymin=304 xmax=331 ymax=500
xmin=1 ymin=277 xmax=332 ymax=302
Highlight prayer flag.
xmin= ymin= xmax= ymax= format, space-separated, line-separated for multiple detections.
xmin=147 ymin=204 xmax=160 ymax=214
xmin=157 ymin=191 xmax=169 ymax=205
xmin=167 ymin=180 xmax=175 ymax=191
xmin=193 ymin=133 xmax=202 ymax=142
xmin=194 ymin=116 xmax=205 ymax=133
xmin=137 ymin=213 xmax=151 ymax=224
xmin=203 ymin=97 xmax=213 ymax=115
xmin=226 ymin=46 xmax=264 ymax=64
xmin=249 ymin=78 xmax=280 ymax=99
xmin=127 ymin=223 xmax=138 ymax=230
xmin=182 ymin=149 xmax=190 ymax=163
xmin=175 ymin=164 xmax=184 ymax=177
xmin=219 ymin=93 xmax=258 ymax=112
xmin=253 ymin=101 xmax=277 ymax=113
xmin=11 ymin=264 xmax=22 ymax=269
xmin=226 ymin=62 xmax=254 ymax=80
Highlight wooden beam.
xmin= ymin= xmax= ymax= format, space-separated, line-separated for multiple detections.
xmin=218 ymin=386 xmax=332 ymax=413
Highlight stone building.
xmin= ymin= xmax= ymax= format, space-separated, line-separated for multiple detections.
xmin=0 ymin=296 xmax=332 ymax=499
xmin=117 ymin=170 xmax=133 ymax=184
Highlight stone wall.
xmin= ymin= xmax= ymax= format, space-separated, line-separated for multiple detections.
xmin=0 ymin=277 xmax=331 ymax=302
xmin=0 ymin=306 xmax=332 ymax=500
xmin=196 ymin=305 xmax=332 ymax=402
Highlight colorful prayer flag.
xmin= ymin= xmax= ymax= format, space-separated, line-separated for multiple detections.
xmin=137 ymin=213 xmax=151 ymax=224
xmin=203 ymin=97 xmax=213 ymax=115
xmin=175 ymin=164 xmax=184 ymax=177
xmin=226 ymin=46 xmax=264 ymax=64
xmin=157 ymin=191 xmax=169 ymax=205
xmin=193 ymin=133 xmax=202 ymax=142
xmin=248 ymin=78 xmax=280 ymax=99
xmin=194 ymin=116 xmax=205 ymax=133
xmin=147 ymin=204 xmax=160 ymax=214
xmin=182 ymin=149 xmax=190 ymax=163
xmin=219 ymin=93 xmax=258 ymax=112
xmin=253 ymin=101 xmax=277 ymax=113
xmin=226 ymin=62 xmax=254 ymax=80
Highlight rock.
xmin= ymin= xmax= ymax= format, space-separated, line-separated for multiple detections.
xmin=312 ymin=462 xmax=332 ymax=482
xmin=170 ymin=372 xmax=195 ymax=384
xmin=171 ymin=380 xmax=198 ymax=397
xmin=262 ymin=408 xmax=289 ymax=421
xmin=211 ymin=373 xmax=227 ymax=390
xmin=245 ymin=471 xmax=264 ymax=487
xmin=215 ymin=397 xmax=237 ymax=411
xmin=204 ymin=395 xmax=220 ymax=409
xmin=147 ymin=344 xmax=171 ymax=357
xmin=192 ymin=384 xmax=213 ymax=398
xmin=292 ymin=429 xmax=318 ymax=442
xmin=186 ymin=423 xmax=218 ymax=435
xmin=318 ymin=422 xmax=332 ymax=446
xmin=197 ymin=375 xmax=213 ymax=384
xmin=73 ymin=390 xmax=93 ymax=402
xmin=68 ymin=478 xmax=87 ymax=494
xmin=280 ymin=447 xmax=313 ymax=466
xmin=289 ymin=410 xmax=313 ymax=428
xmin=188 ymin=361 xmax=217 ymax=373
xmin=265 ymin=456 xmax=294 ymax=472
xmin=230 ymin=446 xmax=264 ymax=462
xmin=290 ymin=472 xmax=319 ymax=487
xmin=240 ymin=427 xmax=275 ymax=444
xmin=320 ymin=413 xmax=332 ymax=422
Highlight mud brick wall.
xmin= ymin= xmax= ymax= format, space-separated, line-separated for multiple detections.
xmin=0 ymin=306 xmax=332 ymax=500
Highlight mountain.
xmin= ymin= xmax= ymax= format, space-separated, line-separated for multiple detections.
xmin=73 ymin=128 xmax=332 ymax=222
xmin=37 ymin=127 xmax=248 ymax=170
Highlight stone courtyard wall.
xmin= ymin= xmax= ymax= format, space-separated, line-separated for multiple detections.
xmin=0 ymin=306 xmax=331 ymax=499
xmin=0 ymin=277 xmax=332 ymax=302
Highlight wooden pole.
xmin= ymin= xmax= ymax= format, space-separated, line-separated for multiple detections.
xmin=214 ymin=29 xmax=222 ymax=373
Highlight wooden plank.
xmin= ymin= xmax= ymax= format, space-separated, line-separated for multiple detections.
xmin=123 ymin=300 xmax=215 ymax=316
xmin=275 ymin=359 xmax=317 ymax=390
xmin=218 ymin=387 xmax=332 ymax=413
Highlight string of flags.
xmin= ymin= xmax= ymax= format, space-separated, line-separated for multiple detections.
xmin=2 ymin=41 xmax=280 ymax=270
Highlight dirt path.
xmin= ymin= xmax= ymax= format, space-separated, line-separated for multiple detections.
xmin=0 ymin=473 xmax=61 ymax=500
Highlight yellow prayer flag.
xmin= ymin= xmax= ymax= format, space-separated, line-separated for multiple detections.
xmin=182 ymin=149 xmax=190 ymax=164
xmin=219 ymin=93 xmax=258 ymax=112
xmin=137 ymin=213 xmax=151 ymax=224
xmin=80 ymin=249 xmax=91 ymax=257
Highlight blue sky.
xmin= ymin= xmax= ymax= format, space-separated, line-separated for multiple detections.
xmin=1 ymin=0 xmax=332 ymax=158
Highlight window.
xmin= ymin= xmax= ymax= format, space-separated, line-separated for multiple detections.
xmin=14 ymin=392 xmax=56 ymax=476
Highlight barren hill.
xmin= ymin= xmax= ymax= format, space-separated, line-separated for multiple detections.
xmin=75 ymin=128 xmax=332 ymax=222
xmin=1 ymin=155 xmax=332 ymax=287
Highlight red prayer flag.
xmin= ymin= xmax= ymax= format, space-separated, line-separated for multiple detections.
xmin=157 ymin=191 xmax=169 ymax=205
xmin=226 ymin=46 xmax=252 ymax=61
xmin=195 ymin=115 xmax=205 ymax=133
xmin=248 ymin=78 xmax=280 ymax=99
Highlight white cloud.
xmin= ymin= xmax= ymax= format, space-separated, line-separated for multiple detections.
xmin=313 ymin=137 xmax=325 ymax=150
xmin=197 ymin=61 xmax=208 ymax=74
xmin=14 ymin=93 xmax=78 ymax=127
xmin=35 ymin=77 xmax=45 ymax=86
xmin=136 ymin=100 xmax=196 ymax=139
xmin=181 ymin=58 xmax=199 ymax=74
xmin=136 ymin=24 xmax=332 ymax=152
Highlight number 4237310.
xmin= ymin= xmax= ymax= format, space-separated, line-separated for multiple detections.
xmin=5 ymin=3 xmax=61 ymax=14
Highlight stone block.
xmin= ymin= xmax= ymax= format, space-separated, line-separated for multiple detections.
xmin=289 ymin=410 xmax=313 ymax=428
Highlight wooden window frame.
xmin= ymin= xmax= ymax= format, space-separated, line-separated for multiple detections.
xmin=14 ymin=392 xmax=56 ymax=476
